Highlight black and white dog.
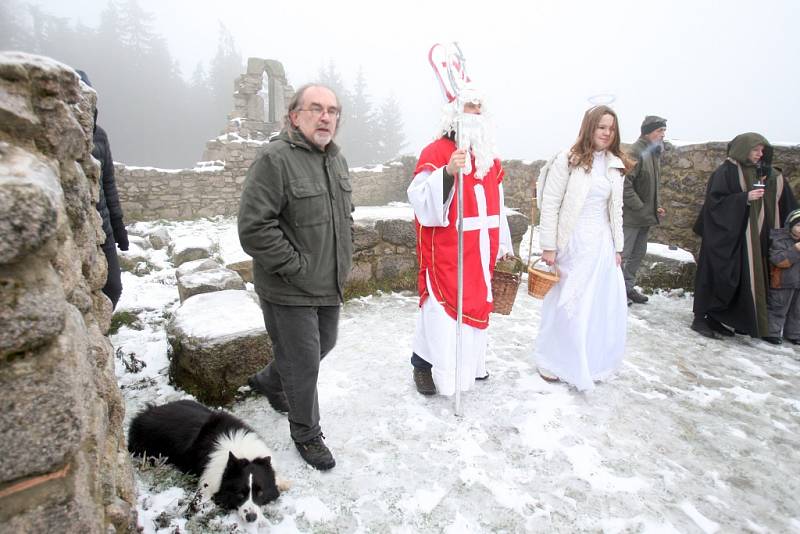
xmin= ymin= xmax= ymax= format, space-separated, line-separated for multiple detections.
xmin=128 ymin=399 xmax=288 ymax=524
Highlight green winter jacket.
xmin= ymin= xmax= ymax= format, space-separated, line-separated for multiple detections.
xmin=623 ymin=136 xmax=662 ymax=227
xmin=238 ymin=129 xmax=354 ymax=306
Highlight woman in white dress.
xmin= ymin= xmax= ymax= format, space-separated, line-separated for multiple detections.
xmin=534 ymin=105 xmax=634 ymax=391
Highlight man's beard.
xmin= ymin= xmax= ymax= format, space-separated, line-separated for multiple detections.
xmin=456 ymin=114 xmax=496 ymax=179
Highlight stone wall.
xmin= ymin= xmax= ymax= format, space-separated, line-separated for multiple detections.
xmin=112 ymin=56 xmax=800 ymax=257
xmin=116 ymin=153 xmax=419 ymax=221
xmin=651 ymin=142 xmax=800 ymax=254
xmin=502 ymin=144 xmax=800 ymax=255
xmin=0 ymin=52 xmax=137 ymax=533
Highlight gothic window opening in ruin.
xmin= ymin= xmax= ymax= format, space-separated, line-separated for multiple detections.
xmin=259 ymin=71 xmax=271 ymax=123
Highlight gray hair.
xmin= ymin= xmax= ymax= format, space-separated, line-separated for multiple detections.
xmin=282 ymin=83 xmax=343 ymax=132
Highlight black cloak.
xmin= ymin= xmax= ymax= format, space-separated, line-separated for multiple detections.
xmin=692 ymin=133 xmax=797 ymax=336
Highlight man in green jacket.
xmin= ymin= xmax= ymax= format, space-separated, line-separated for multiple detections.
xmin=622 ymin=115 xmax=667 ymax=304
xmin=238 ymin=84 xmax=353 ymax=471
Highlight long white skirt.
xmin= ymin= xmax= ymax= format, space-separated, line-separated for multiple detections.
xmin=412 ymin=285 xmax=488 ymax=397
xmin=533 ymin=219 xmax=627 ymax=391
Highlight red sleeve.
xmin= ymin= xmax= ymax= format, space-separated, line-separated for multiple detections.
xmin=494 ymin=159 xmax=505 ymax=183
xmin=414 ymin=138 xmax=453 ymax=175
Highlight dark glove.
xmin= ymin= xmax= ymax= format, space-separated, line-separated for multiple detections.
xmin=116 ymin=230 xmax=129 ymax=251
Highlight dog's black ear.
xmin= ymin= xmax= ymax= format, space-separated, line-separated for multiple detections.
xmin=253 ymin=456 xmax=272 ymax=468
xmin=226 ymin=451 xmax=240 ymax=466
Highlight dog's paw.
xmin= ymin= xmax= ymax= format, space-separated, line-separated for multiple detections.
xmin=276 ymin=478 xmax=291 ymax=492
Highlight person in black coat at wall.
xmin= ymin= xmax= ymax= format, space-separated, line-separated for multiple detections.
xmin=77 ymin=69 xmax=129 ymax=309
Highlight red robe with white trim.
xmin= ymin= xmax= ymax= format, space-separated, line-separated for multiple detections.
xmin=414 ymin=137 xmax=504 ymax=329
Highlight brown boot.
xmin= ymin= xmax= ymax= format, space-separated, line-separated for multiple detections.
xmin=413 ymin=368 xmax=436 ymax=395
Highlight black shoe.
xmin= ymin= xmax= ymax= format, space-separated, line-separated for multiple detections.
xmin=787 ymin=338 xmax=800 ymax=345
xmin=248 ymin=376 xmax=290 ymax=414
xmin=705 ymin=316 xmax=734 ymax=337
xmin=762 ymin=336 xmax=783 ymax=345
xmin=294 ymin=434 xmax=335 ymax=470
xmin=690 ymin=317 xmax=720 ymax=339
xmin=627 ymin=289 xmax=649 ymax=304
xmin=476 ymin=373 xmax=490 ymax=381
xmin=413 ymin=368 xmax=437 ymax=395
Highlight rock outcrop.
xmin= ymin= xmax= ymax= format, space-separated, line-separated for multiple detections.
xmin=167 ymin=290 xmax=271 ymax=405
xmin=0 ymin=52 xmax=137 ymax=534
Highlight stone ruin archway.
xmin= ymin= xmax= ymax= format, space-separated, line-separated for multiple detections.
xmin=203 ymin=57 xmax=294 ymax=161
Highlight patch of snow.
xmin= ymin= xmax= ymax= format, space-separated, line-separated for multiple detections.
xmin=353 ymin=203 xmax=415 ymax=222
xmin=112 ymin=216 xmax=800 ymax=534
xmin=647 ymin=242 xmax=695 ymax=263
xmin=172 ymin=290 xmax=265 ymax=343
xmin=680 ymin=500 xmax=720 ymax=533
xmin=350 ymin=164 xmax=389 ymax=173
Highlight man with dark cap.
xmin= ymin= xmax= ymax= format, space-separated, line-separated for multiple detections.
xmin=76 ymin=69 xmax=129 ymax=309
xmin=622 ymin=115 xmax=667 ymax=304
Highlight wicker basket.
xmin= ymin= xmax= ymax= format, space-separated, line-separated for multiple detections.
xmin=491 ymin=269 xmax=521 ymax=315
xmin=527 ymin=260 xmax=560 ymax=299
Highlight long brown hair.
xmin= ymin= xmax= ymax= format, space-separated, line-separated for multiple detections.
xmin=569 ymin=105 xmax=634 ymax=173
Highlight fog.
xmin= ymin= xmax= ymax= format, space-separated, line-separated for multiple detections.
xmin=9 ymin=0 xmax=800 ymax=167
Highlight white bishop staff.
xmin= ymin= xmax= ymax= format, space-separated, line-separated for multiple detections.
xmin=428 ymin=42 xmax=470 ymax=416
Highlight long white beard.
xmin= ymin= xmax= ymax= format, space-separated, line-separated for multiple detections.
xmin=457 ymin=114 xmax=496 ymax=179
xmin=438 ymin=110 xmax=497 ymax=180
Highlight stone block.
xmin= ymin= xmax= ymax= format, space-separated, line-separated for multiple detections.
xmin=376 ymin=219 xmax=416 ymax=248
xmin=177 ymin=267 xmax=245 ymax=302
xmin=168 ymin=234 xmax=214 ymax=267
xmin=0 ymin=308 xmax=89 ymax=484
xmin=1 ymin=496 xmax=96 ymax=534
xmin=346 ymin=261 xmax=372 ymax=285
xmin=226 ymin=258 xmax=254 ymax=284
xmin=353 ymin=224 xmax=381 ymax=251
xmin=117 ymin=242 xmax=150 ymax=273
xmin=0 ymin=64 xmax=40 ymax=138
xmin=375 ymin=255 xmax=417 ymax=290
xmin=167 ymin=290 xmax=271 ymax=405
xmin=506 ymin=211 xmax=529 ymax=256
xmin=127 ymin=235 xmax=151 ymax=250
xmin=636 ymin=243 xmax=697 ymax=292
xmin=147 ymin=227 xmax=171 ymax=249
xmin=175 ymin=258 xmax=221 ymax=283
xmin=0 ymin=146 xmax=60 ymax=264
xmin=0 ymin=260 xmax=66 ymax=358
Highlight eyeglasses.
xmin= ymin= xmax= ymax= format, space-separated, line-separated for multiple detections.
xmin=296 ymin=105 xmax=340 ymax=119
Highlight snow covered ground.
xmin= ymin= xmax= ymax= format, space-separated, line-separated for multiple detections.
xmin=113 ymin=216 xmax=800 ymax=534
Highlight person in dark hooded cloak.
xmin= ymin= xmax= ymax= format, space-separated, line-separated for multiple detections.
xmin=691 ymin=132 xmax=797 ymax=339
xmin=76 ymin=69 xmax=129 ymax=309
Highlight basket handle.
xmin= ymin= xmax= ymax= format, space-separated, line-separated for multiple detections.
xmin=530 ymin=256 xmax=559 ymax=275
xmin=526 ymin=195 xmax=537 ymax=270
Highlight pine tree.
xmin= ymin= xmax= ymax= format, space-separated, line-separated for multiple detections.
xmin=340 ymin=67 xmax=377 ymax=166
xmin=373 ymin=95 xmax=406 ymax=163
xmin=209 ymin=22 xmax=242 ymax=123
xmin=0 ymin=0 xmax=32 ymax=50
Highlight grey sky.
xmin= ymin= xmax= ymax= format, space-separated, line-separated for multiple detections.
xmin=32 ymin=0 xmax=800 ymax=162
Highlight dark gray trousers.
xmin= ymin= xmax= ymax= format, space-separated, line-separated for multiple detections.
xmin=252 ymin=299 xmax=340 ymax=443
xmin=622 ymin=226 xmax=650 ymax=293
xmin=767 ymin=287 xmax=800 ymax=339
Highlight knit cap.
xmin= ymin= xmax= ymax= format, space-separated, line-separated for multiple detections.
xmin=785 ymin=208 xmax=800 ymax=229
xmin=641 ymin=115 xmax=667 ymax=136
